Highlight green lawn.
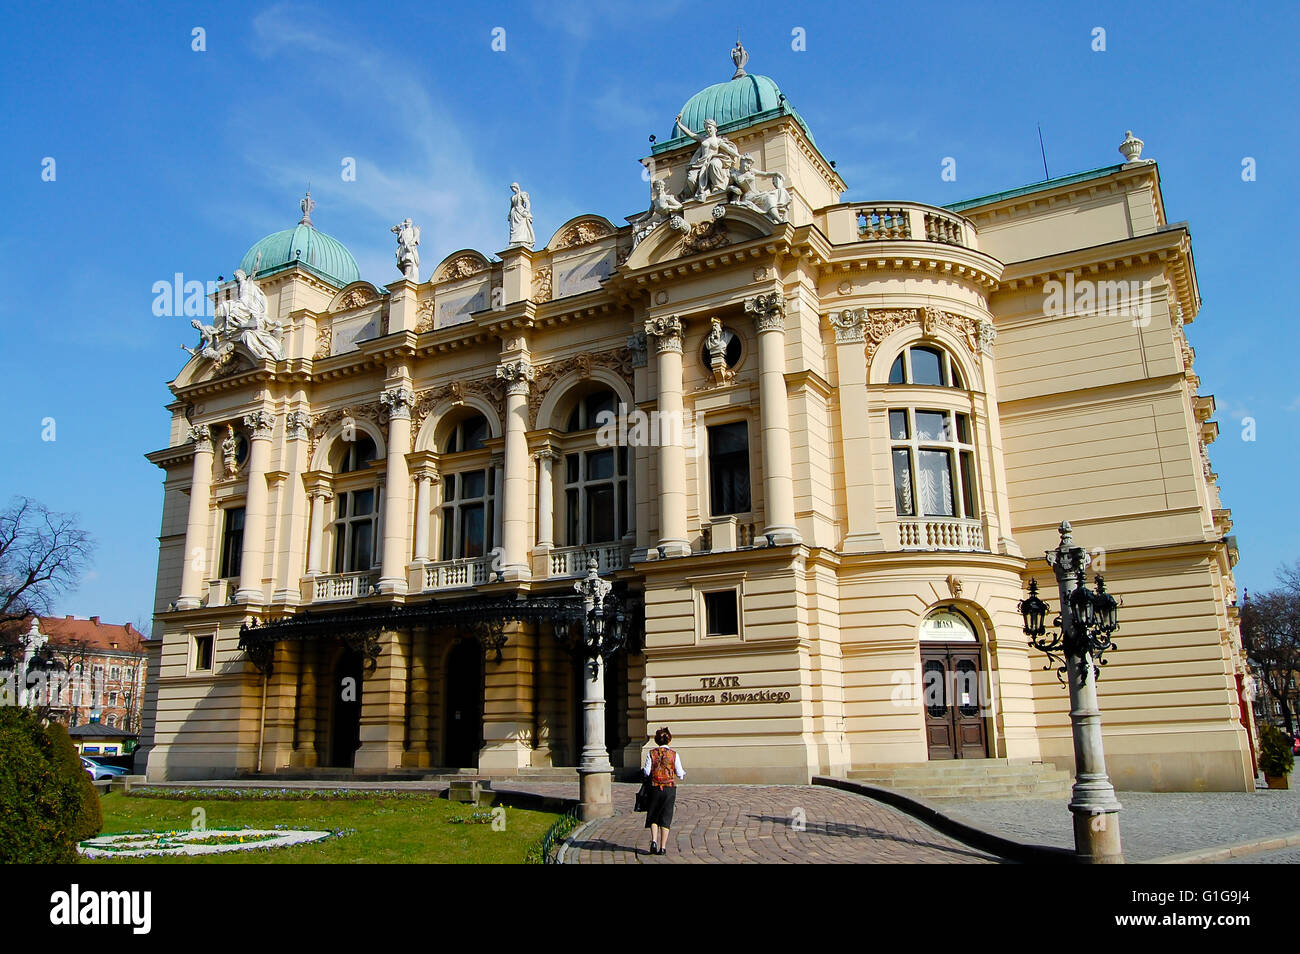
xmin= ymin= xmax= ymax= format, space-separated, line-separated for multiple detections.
xmin=89 ymin=791 xmax=560 ymax=864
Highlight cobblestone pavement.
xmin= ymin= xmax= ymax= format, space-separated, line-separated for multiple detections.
xmin=550 ymin=784 xmax=1001 ymax=864
xmin=945 ymin=785 xmax=1300 ymax=862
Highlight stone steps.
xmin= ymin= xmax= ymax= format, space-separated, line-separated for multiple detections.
xmin=846 ymin=759 xmax=1071 ymax=800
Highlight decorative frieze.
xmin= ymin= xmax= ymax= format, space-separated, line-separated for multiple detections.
xmin=531 ymin=266 xmax=553 ymax=303
xmin=309 ymin=402 xmax=389 ymax=460
xmin=330 ymin=286 xmax=379 ymax=312
xmin=681 ymin=220 xmax=729 ymax=255
xmin=415 ymin=298 xmax=435 ymax=334
xmin=527 ymin=346 xmax=637 ymax=428
xmin=243 ymin=410 xmax=277 ymax=440
xmin=379 ymin=386 xmax=416 ymax=420
xmin=410 ymin=377 xmax=506 ymax=451
xmin=858 ymin=306 xmax=997 ymax=363
xmin=745 ymin=292 xmax=785 ymax=334
xmin=313 ymin=325 xmax=332 ymax=359
xmin=558 ymin=220 xmax=613 ymax=248
xmin=441 ymin=255 xmax=488 ymax=281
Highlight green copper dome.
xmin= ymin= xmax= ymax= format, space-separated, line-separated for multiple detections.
xmin=655 ymin=49 xmax=815 ymax=155
xmin=239 ymin=194 xmax=360 ymax=287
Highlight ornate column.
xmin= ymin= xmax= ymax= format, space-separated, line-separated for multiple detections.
xmin=534 ymin=446 xmax=558 ymax=549
xmin=496 ymin=358 xmax=534 ymax=580
xmin=829 ymin=308 xmax=884 ymax=552
xmin=176 ymin=424 xmax=214 ymax=610
xmin=378 ymin=385 xmax=415 ymax=594
xmin=304 ymin=479 xmax=333 ymax=576
xmin=274 ymin=409 xmax=313 ymax=603
xmin=644 ymin=316 xmax=690 ymax=557
xmin=411 ymin=471 xmax=432 ymax=562
xmin=746 ymin=292 xmax=801 ymax=546
xmin=235 ymin=409 xmax=276 ymax=604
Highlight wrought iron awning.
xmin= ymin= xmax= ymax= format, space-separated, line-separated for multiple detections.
xmin=237 ymin=587 xmax=643 ymax=673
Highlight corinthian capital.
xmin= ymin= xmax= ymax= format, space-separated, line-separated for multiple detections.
xmin=643 ymin=315 xmax=684 ymax=354
xmin=495 ymin=358 xmax=534 ymax=395
xmin=745 ymin=292 xmax=785 ymax=334
xmin=188 ymin=423 xmax=212 ymax=448
xmin=243 ymin=410 xmax=276 ymax=440
xmin=827 ymin=307 xmax=868 ymax=344
xmin=286 ymin=409 xmax=312 ymax=440
xmin=975 ymin=317 xmax=998 ymax=355
xmin=380 ymin=385 xmax=416 ymax=420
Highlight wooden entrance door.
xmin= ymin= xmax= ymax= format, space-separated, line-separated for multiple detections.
xmin=444 ymin=639 xmax=483 ymax=768
xmin=328 ymin=648 xmax=363 ymax=768
xmin=921 ymin=644 xmax=987 ymax=760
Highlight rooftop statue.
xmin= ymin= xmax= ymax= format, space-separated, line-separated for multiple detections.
xmin=392 ymin=217 xmax=421 ymax=280
xmin=633 ymin=178 xmax=686 ymax=247
xmin=185 ymin=267 xmax=285 ymax=367
xmin=727 ymin=156 xmax=791 ymax=224
xmin=508 ymin=183 xmax=535 ymax=247
xmin=676 ymin=115 xmax=740 ymax=202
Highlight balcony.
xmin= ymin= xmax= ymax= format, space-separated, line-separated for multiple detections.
xmin=825 ymin=202 xmax=979 ymax=250
xmin=548 ymin=543 xmax=632 ymax=577
xmin=422 ymin=556 xmax=495 ymax=591
xmin=897 ymin=517 xmax=986 ymax=552
xmin=311 ymin=571 xmax=378 ymax=603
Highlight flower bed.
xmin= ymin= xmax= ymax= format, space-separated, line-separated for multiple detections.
xmin=79 ymin=827 xmax=335 ymax=858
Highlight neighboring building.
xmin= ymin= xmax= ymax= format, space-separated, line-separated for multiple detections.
xmin=143 ymin=47 xmax=1252 ymax=790
xmin=68 ymin=722 xmax=137 ymax=757
xmin=0 ymin=615 xmax=149 ymax=733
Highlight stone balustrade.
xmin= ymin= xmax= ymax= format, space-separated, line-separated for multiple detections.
xmin=897 ymin=517 xmax=986 ymax=552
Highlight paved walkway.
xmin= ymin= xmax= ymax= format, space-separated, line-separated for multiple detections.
xmin=944 ymin=785 xmax=1300 ymax=862
xmin=554 ymin=784 xmax=1001 ymax=864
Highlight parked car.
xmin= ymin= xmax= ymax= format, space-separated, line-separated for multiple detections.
xmin=81 ymin=756 xmax=128 ymax=781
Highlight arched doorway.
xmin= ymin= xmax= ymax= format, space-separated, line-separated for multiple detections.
xmin=328 ymin=647 xmax=363 ymax=768
xmin=919 ymin=609 xmax=988 ymax=760
xmin=444 ymin=639 xmax=483 ymax=768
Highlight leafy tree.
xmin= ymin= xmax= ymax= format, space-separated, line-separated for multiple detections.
xmin=1240 ymin=564 xmax=1300 ymax=738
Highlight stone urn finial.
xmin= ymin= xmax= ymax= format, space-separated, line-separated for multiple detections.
xmin=1119 ymin=130 xmax=1144 ymax=163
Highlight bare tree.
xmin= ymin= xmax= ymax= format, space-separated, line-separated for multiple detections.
xmin=0 ymin=497 xmax=96 ymax=625
xmin=1240 ymin=565 xmax=1300 ymax=738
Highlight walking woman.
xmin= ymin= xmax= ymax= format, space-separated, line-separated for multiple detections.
xmin=642 ymin=727 xmax=685 ymax=855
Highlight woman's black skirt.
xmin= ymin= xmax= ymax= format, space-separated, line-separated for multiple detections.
xmin=644 ymin=784 xmax=677 ymax=829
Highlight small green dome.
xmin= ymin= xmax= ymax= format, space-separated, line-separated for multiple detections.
xmin=658 ymin=63 xmax=815 ymax=154
xmin=239 ymin=196 xmax=360 ymax=287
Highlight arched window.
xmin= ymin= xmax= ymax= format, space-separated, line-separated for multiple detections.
xmin=329 ymin=432 xmax=381 ymax=573
xmin=439 ymin=413 xmax=495 ymax=560
xmin=336 ymin=434 xmax=378 ymax=473
xmin=558 ymin=388 xmax=628 ymax=545
xmin=565 ymin=390 xmax=617 ymax=433
xmin=889 ymin=345 xmax=963 ymax=388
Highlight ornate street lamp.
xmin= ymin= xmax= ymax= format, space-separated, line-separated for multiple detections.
xmin=565 ymin=558 xmax=630 ymax=821
xmin=1019 ymin=520 xmax=1125 ymax=864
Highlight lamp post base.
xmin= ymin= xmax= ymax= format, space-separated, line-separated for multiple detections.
xmin=1072 ymin=810 xmax=1124 ymax=864
xmin=578 ymin=769 xmax=614 ymax=821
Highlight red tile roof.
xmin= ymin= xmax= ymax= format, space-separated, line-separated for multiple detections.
xmin=0 ymin=615 xmax=147 ymax=654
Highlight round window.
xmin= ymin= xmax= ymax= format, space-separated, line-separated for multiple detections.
xmin=700 ymin=325 xmax=742 ymax=372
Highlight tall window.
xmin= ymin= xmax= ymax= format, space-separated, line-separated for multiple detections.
xmin=889 ymin=345 xmax=964 ymax=387
xmin=889 ymin=408 xmax=978 ymax=518
xmin=219 ymin=506 xmax=244 ymax=578
xmin=561 ymin=389 xmax=629 ymax=545
xmin=441 ymin=468 xmax=494 ymax=558
xmin=439 ymin=414 xmax=495 ymax=559
xmin=332 ymin=488 xmax=380 ymax=571
xmin=564 ymin=448 xmax=629 ymax=545
xmin=708 ymin=421 xmax=751 ymax=516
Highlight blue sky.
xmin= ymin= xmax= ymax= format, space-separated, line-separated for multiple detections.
xmin=1 ymin=0 xmax=1295 ymax=627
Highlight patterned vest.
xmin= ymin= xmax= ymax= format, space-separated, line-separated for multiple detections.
xmin=650 ymin=746 xmax=677 ymax=787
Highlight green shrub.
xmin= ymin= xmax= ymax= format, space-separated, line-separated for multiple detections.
xmin=45 ymin=721 xmax=103 ymax=840
xmin=0 ymin=708 xmax=101 ymax=862
xmin=1259 ymin=724 xmax=1295 ymax=778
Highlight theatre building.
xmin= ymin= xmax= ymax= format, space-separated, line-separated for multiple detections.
xmin=140 ymin=48 xmax=1253 ymax=791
